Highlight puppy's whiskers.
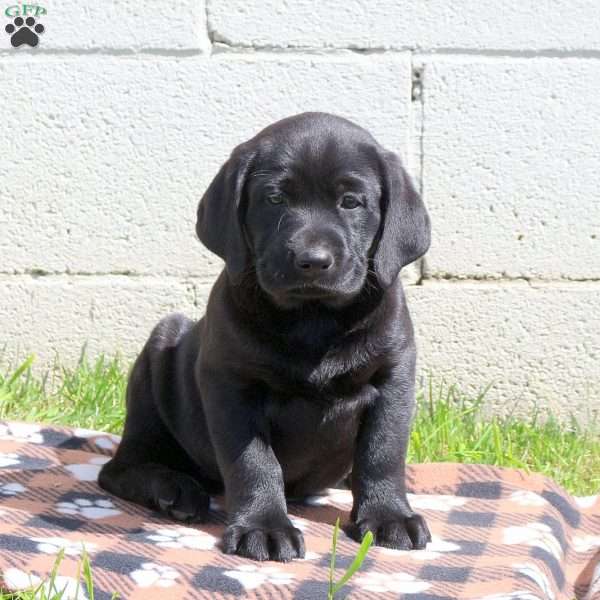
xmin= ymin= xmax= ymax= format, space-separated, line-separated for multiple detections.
xmin=250 ymin=169 xmax=274 ymax=179
xmin=276 ymin=213 xmax=286 ymax=232
xmin=365 ymin=268 xmax=380 ymax=296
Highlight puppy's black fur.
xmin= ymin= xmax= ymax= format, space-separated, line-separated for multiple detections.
xmin=99 ymin=112 xmax=432 ymax=562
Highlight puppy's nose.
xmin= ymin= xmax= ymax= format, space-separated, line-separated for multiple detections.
xmin=295 ymin=247 xmax=334 ymax=272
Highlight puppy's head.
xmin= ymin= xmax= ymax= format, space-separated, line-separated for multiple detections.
xmin=197 ymin=112 xmax=430 ymax=308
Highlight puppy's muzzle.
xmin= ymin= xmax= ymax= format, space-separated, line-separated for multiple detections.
xmin=289 ymin=226 xmax=347 ymax=282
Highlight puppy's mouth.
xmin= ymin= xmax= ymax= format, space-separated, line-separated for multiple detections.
xmin=273 ymin=275 xmax=364 ymax=308
xmin=285 ymin=284 xmax=340 ymax=299
xmin=256 ymin=262 xmax=366 ymax=308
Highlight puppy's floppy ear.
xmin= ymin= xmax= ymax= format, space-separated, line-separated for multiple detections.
xmin=373 ymin=150 xmax=431 ymax=288
xmin=196 ymin=142 xmax=254 ymax=284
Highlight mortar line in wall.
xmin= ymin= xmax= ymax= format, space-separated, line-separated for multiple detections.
xmin=3 ymin=46 xmax=600 ymax=60
xmin=1 ymin=273 xmax=599 ymax=286
xmin=420 ymin=276 xmax=600 ymax=285
xmin=0 ymin=272 xmax=219 ymax=283
xmin=0 ymin=48 xmax=206 ymax=57
xmin=210 ymin=44 xmax=600 ymax=60
xmin=403 ymin=47 xmax=600 ymax=59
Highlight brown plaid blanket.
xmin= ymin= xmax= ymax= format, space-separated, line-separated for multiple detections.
xmin=0 ymin=422 xmax=598 ymax=600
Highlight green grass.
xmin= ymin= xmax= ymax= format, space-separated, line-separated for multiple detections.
xmin=0 ymin=354 xmax=598 ymax=599
xmin=328 ymin=517 xmax=373 ymax=600
xmin=0 ymin=354 xmax=127 ymax=435
xmin=0 ymin=354 xmax=598 ymax=495
xmin=0 ymin=549 xmax=118 ymax=600
xmin=410 ymin=380 xmax=600 ymax=496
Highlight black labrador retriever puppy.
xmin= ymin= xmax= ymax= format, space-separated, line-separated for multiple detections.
xmin=99 ymin=112 xmax=432 ymax=562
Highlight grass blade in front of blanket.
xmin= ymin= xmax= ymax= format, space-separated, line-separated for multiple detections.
xmin=0 ymin=522 xmax=370 ymax=600
xmin=0 ymin=550 xmax=119 ymax=600
xmin=328 ymin=517 xmax=373 ymax=599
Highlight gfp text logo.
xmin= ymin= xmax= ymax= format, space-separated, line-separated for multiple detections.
xmin=5 ymin=4 xmax=46 ymax=17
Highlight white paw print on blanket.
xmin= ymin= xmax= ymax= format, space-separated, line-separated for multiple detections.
xmin=407 ymin=493 xmax=468 ymax=511
xmin=146 ymin=526 xmax=217 ymax=550
xmin=290 ymin=517 xmax=309 ymax=532
xmin=299 ymin=551 xmax=321 ymax=561
xmin=380 ymin=535 xmax=460 ymax=560
xmin=574 ymin=495 xmax=598 ymax=509
xmin=64 ymin=456 xmax=111 ymax=482
xmin=585 ymin=561 xmax=600 ymax=600
xmin=509 ymin=490 xmax=548 ymax=507
xmin=130 ymin=563 xmax=180 ymax=588
xmin=480 ymin=593 xmax=543 ymax=600
xmin=56 ymin=497 xmax=121 ymax=520
xmin=0 ymin=482 xmax=26 ymax=496
xmin=503 ymin=522 xmax=563 ymax=561
xmin=0 ymin=423 xmax=44 ymax=444
xmin=304 ymin=488 xmax=352 ymax=506
xmin=31 ymin=536 xmax=98 ymax=556
xmin=72 ymin=428 xmax=121 ymax=451
xmin=355 ymin=571 xmax=430 ymax=594
xmin=0 ymin=453 xmax=20 ymax=468
xmin=514 ymin=562 xmax=555 ymax=600
xmin=573 ymin=534 xmax=600 ymax=553
xmin=223 ymin=564 xmax=294 ymax=590
xmin=3 ymin=568 xmax=88 ymax=600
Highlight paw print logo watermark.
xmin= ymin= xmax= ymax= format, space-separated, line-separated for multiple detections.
xmin=145 ymin=526 xmax=217 ymax=550
xmin=130 ymin=563 xmax=180 ymax=589
xmin=4 ymin=4 xmax=46 ymax=48
xmin=56 ymin=497 xmax=122 ymax=520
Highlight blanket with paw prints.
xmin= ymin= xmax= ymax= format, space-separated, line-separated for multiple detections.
xmin=0 ymin=421 xmax=598 ymax=600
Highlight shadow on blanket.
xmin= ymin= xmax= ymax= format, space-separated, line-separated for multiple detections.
xmin=0 ymin=422 xmax=598 ymax=600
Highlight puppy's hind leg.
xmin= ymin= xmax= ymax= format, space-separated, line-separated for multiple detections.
xmin=98 ymin=349 xmax=209 ymax=523
xmin=99 ymin=447 xmax=209 ymax=523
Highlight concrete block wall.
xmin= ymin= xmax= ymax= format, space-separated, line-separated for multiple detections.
xmin=1 ymin=1 xmax=598 ymax=420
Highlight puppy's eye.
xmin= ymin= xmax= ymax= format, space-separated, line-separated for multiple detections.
xmin=267 ymin=195 xmax=285 ymax=206
xmin=340 ymin=194 xmax=362 ymax=209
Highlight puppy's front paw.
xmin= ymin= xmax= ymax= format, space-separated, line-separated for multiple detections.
xmin=222 ymin=518 xmax=305 ymax=562
xmin=351 ymin=509 xmax=431 ymax=550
